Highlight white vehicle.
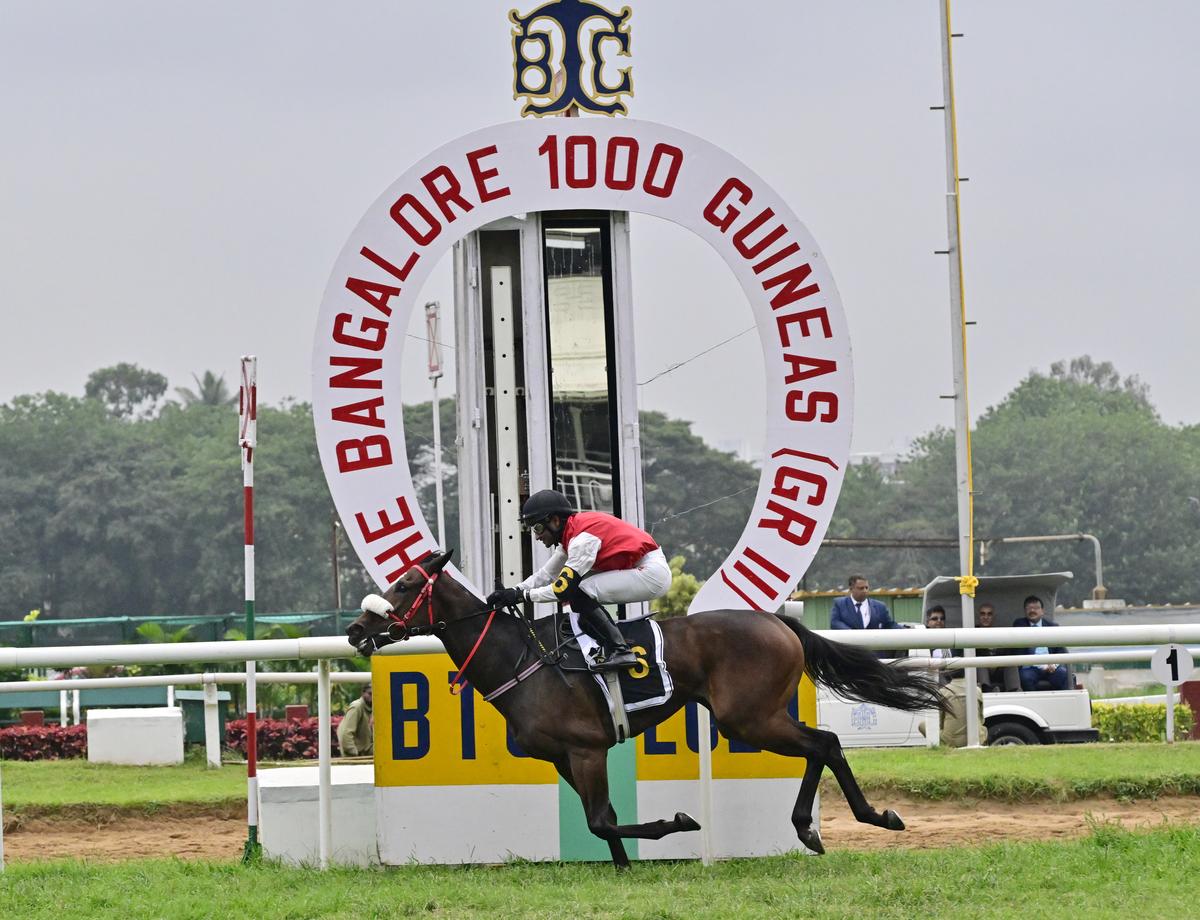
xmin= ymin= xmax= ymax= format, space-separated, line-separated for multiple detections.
xmin=816 ymin=572 xmax=1099 ymax=747
xmin=817 ymin=686 xmax=1097 ymax=747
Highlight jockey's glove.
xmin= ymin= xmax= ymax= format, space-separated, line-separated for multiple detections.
xmin=487 ymin=586 xmax=525 ymax=609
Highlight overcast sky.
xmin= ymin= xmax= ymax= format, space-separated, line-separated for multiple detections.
xmin=2 ymin=1 xmax=1196 ymax=458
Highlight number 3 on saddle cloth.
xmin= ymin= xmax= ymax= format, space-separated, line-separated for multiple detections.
xmin=561 ymin=611 xmax=674 ymax=716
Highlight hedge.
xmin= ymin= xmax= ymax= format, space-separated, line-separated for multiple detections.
xmin=0 ymin=724 xmax=88 ymax=760
xmin=226 ymin=716 xmax=344 ymax=760
xmin=1092 ymin=702 xmax=1195 ymax=742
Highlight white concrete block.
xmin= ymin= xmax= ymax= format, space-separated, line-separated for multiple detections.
xmin=636 ymin=778 xmax=812 ymax=860
xmin=258 ymin=765 xmax=378 ymax=867
xmin=86 ymin=707 xmax=184 ymax=766
xmin=376 ymin=784 xmax=560 ymax=865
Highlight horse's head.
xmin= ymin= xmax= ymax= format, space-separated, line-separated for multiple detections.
xmin=347 ymin=549 xmax=455 ymax=656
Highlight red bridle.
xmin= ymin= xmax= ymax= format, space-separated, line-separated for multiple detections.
xmin=384 ymin=562 xmax=440 ymax=632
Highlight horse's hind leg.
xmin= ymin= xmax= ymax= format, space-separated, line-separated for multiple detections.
xmin=737 ymin=713 xmax=905 ymax=843
xmin=562 ymin=748 xmax=700 ymax=869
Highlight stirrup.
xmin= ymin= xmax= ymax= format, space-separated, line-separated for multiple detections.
xmin=590 ymin=648 xmax=638 ymax=672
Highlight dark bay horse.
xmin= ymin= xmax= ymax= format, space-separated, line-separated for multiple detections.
xmin=346 ymin=550 xmax=948 ymax=868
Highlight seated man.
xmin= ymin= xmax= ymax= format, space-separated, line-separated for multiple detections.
xmin=488 ymin=489 xmax=672 ymax=672
xmin=974 ymin=602 xmax=1017 ymax=692
xmin=919 ymin=606 xmax=983 ymax=747
xmin=923 ymin=605 xmax=960 ymax=686
xmin=1013 ymin=596 xmax=1069 ymax=691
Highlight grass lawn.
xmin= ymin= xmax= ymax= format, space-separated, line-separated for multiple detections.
xmin=0 ymin=756 xmax=245 ymax=812
xmin=1 ymin=824 xmax=1196 ymax=919
xmin=837 ymin=741 xmax=1200 ymax=800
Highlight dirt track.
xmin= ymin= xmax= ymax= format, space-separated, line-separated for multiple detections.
xmin=4 ymin=796 xmax=1198 ymax=862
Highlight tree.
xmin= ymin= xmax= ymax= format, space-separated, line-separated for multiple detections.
xmin=84 ymin=363 xmax=168 ymax=419
xmin=651 ymin=555 xmax=701 ymax=618
xmin=639 ymin=411 xmax=759 ymax=577
xmin=805 ymin=356 xmax=1200 ymax=606
xmin=175 ymin=371 xmax=237 ymax=408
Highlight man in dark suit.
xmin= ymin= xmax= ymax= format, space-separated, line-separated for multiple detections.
xmin=831 ymin=575 xmax=908 ymax=657
xmin=1013 ymin=595 xmax=1069 ymax=691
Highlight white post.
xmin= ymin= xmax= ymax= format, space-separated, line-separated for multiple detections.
xmin=317 ymin=658 xmax=333 ymax=869
xmin=203 ymin=679 xmax=221 ymax=768
xmin=72 ymin=688 xmax=80 ymax=726
xmin=1165 ymin=681 xmax=1175 ymax=745
xmin=426 ymin=301 xmax=446 ymax=547
xmin=696 ymin=706 xmax=714 ymax=865
xmin=59 ymin=689 xmax=69 ymax=725
xmin=167 ymin=684 xmax=175 ymax=708
xmin=937 ymin=0 xmax=981 ymax=748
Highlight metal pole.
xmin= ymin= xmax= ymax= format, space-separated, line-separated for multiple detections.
xmin=72 ymin=688 xmax=80 ymax=726
xmin=331 ymin=518 xmax=343 ymax=611
xmin=239 ymin=355 xmax=261 ymax=859
xmin=426 ymin=301 xmax=446 ymax=547
xmin=983 ymin=534 xmax=1107 ymax=600
xmin=696 ymin=706 xmax=714 ymax=865
xmin=317 ymin=659 xmax=333 ymax=869
xmin=59 ymin=689 xmax=68 ymax=726
xmin=937 ymin=0 xmax=981 ymax=748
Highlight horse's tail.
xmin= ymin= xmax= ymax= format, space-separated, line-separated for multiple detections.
xmin=775 ymin=615 xmax=950 ymax=714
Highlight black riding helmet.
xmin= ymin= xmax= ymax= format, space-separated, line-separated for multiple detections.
xmin=520 ymin=489 xmax=574 ymax=526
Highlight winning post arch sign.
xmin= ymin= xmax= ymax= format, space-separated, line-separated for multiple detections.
xmin=312 ymin=117 xmax=853 ymax=612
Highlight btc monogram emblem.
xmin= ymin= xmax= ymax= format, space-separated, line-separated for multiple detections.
xmin=510 ymin=0 xmax=633 ymax=117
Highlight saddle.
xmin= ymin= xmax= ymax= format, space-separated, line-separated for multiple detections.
xmin=553 ymin=615 xmax=674 ymax=742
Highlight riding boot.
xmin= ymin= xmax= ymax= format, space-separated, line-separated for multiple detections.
xmin=572 ymin=593 xmax=638 ymax=672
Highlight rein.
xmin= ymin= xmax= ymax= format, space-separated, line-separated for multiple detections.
xmin=371 ymin=565 xmax=536 ymax=695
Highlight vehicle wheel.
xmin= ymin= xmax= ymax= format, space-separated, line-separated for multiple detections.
xmin=987 ymin=721 xmax=1040 ymax=746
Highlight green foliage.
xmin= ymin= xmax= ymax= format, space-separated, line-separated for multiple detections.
xmin=639 ymin=410 xmax=758 ymax=575
xmin=173 ymin=371 xmax=236 ymax=408
xmin=1093 ymin=703 xmax=1195 ymax=743
xmin=134 ymin=622 xmax=195 ymax=644
xmin=651 ymin=555 xmax=701 ymax=618
xmin=84 ymin=363 xmax=168 ymax=419
xmin=806 ymin=355 xmax=1200 ymax=604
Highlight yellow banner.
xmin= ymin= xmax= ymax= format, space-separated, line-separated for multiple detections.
xmin=372 ymin=653 xmax=557 ymax=787
xmin=636 ymin=678 xmax=817 ymax=781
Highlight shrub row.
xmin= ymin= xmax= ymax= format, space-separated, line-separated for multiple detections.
xmin=225 ymin=716 xmax=344 ymax=760
xmin=0 ymin=724 xmax=88 ymax=760
xmin=1092 ymin=702 xmax=1195 ymax=742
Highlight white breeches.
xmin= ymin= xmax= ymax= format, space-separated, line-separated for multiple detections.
xmin=578 ymin=548 xmax=672 ymax=605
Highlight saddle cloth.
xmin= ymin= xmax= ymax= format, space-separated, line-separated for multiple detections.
xmin=563 ymin=612 xmax=674 ymax=714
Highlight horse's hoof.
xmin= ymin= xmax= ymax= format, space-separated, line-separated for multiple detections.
xmin=797 ymin=827 xmax=825 ymax=855
xmin=674 ymin=812 xmax=701 ymax=832
xmin=882 ymin=809 xmax=905 ymax=831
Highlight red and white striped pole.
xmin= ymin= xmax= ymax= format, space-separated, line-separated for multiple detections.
xmin=238 ymin=355 xmax=260 ymax=860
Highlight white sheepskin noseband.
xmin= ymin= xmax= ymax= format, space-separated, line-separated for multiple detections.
xmin=360 ymin=594 xmax=395 ymax=618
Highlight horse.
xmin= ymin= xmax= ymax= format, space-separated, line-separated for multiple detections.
xmin=346 ymin=550 xmax=949 ymax=868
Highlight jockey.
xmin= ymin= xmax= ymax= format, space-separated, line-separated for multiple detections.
xmin=487 ymin=489 xmax=672 ymax=672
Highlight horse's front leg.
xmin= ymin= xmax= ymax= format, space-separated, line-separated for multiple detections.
xmin=555 ymin=753 xmax=629 ymax=870
xmin=563 ymin=748 xmax=700 ymax=870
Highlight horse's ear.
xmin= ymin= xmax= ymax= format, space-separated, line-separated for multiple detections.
xmin=431 ymin=548 xmax=454 ymax=572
